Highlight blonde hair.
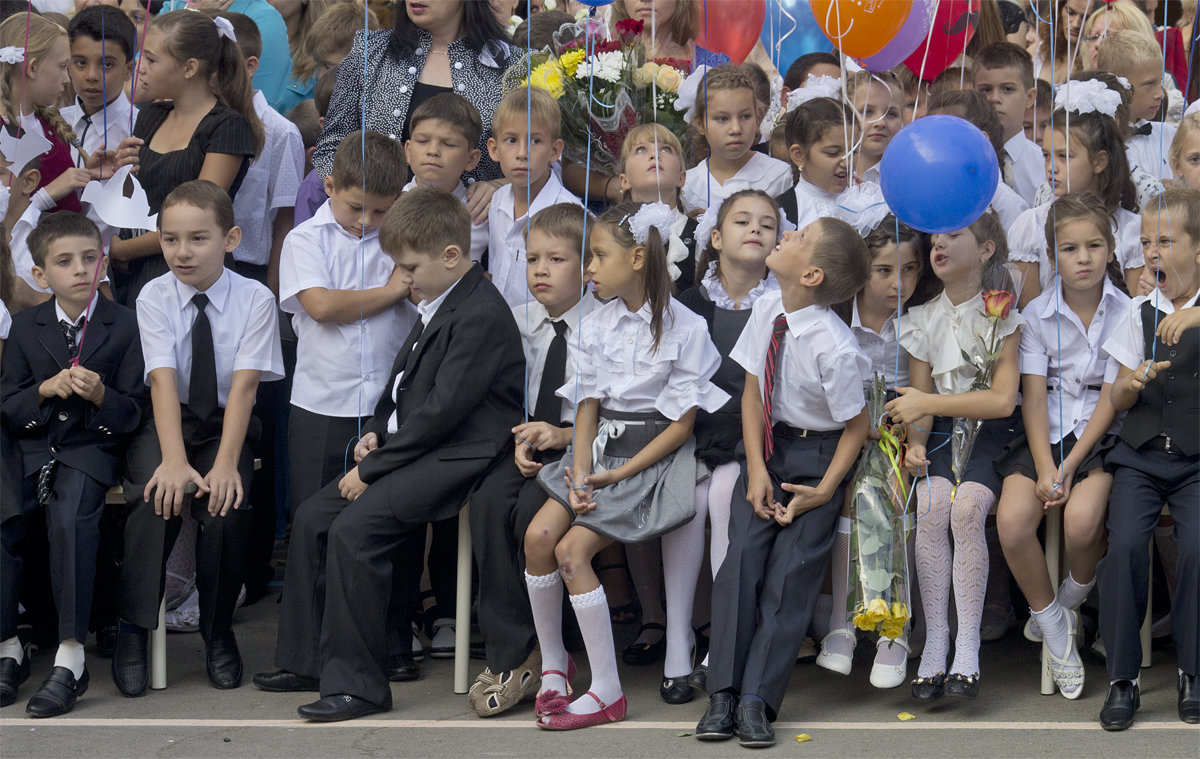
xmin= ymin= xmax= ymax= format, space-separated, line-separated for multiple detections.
xmin=1147 ymin=188 xmax=1200 ymax=246
xmin=845 ymin=70 xmax=900 ymax=108
xmin=1169 ymin=113 xmax=1200 ymax=181
xmin=611 ymin=0 xmax=699 ymax=46
xmin=304 ymin=2 xmax=380 ymax=79
xmin=1083 ymin=0 xmax=1155 ymax=47
xmin=617 ymin=123 xmax=684 ymax=204
xmin=0 ymin=13 xmax=76 ymax=149
xmin=689 ymin=64 xmax=757 ymax=157
xmin=379 ymin=186 xmax=470 ymax=259
xmin=1095 ymin=29 xmax=1163 ymax=75
xmin=493 ymin=86 xmax=561 ymax=140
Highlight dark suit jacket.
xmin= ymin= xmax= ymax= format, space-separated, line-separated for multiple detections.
xmin=357 ymin=263 xmax=525 ymax=484
xmin=1 ymin=296 xmax=145 ymax=496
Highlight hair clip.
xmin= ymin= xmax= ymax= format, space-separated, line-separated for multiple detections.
xmin=623 ymin=201 xmax=674 ymax=245
xmin=0 ymin=46 xmax=23 ymax=64
xmin=213 ymin=16 xmax=237 ymax=43
xmin=673 ymin=64 xmax=713 ymax=122
xmin=786 ymin=74 xmax=842 ymax=113
xmin=1054 ymin=79 xmax=1120 ymax=118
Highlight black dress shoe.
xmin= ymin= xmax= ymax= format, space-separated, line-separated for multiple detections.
xmin=252 ymin=669 xmax=320 ymax=693
xmin=387 ymin=653 xmax=420 ymax=682
xmin=911 ymin=672 xmax=945 ymax=701
xmin=945 ymin=672 xmax=980 ymax=700
xmin=111 ymin=626 xmax=148 ymax=697
xmin=621 ymin=623 xmax=666 ymax=666
xmin=1178 ymin=672 xmax=1198 ymax=724
xmin=1100 ymin=679 xmax=1140 ymax=731
xmin=688 ymin=663 xmax=708 ymax=693
xmin=95 ymin=626 xmax=117 ymax=659
xmin=297 ymin=694 xmax=388 ymax=722
xmin=25 ymin=667 xmax=89 ymax=718
xmin=695 ymin=691 xmax=736 ymax=741
xmin=1 ymin=655 xmax=32 ymax=707
xmin=660 ymin=676 xmax=694 ymax=704
xmin=205 ymin=631 xmax=243 ymax=690
xmin=734 ymin=699 xmax=775 ymax=748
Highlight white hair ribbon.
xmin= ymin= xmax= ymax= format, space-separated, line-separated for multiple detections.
xmin=623 ymin=201 xmax=674 ymax=245
xmin=213 ymin=16 xmax=237 ymax=43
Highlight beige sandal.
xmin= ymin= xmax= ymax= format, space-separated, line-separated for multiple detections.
xmin=472 ymin=648 xmax=541 ymax=718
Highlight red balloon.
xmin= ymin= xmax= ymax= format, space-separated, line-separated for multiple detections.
xmin=696 ymin=0 xmax=767 ymax=63
xmin=903 ymin=0 xmax=980 ymax=82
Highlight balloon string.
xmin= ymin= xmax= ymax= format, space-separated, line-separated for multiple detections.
xmin=69 ymin=234 xmax=107 ymax=367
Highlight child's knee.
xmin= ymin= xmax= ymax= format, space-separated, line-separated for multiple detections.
xmin=553 ymin=539 xmax=586 ymax=580
xmin=523 ymin=524 xmax=557 ymax=564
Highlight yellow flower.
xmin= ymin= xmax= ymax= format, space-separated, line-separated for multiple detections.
xmin=559 ymin=49 xmax=586 ymax=78
xmin=633 ymin=62 xmax=659 ymax=88
xmin=891 ymin=602 xmax=910 ymax=623
xmin=654 ymin=65 xmax=683 ymax=92
xmin=521 ymin=61 xmax=565 ymax=99
xmin=853 ymin=612 xmax=876 ymax=632
xmin=880 ymin=621 xmax=906 ymax=640
xmin=865 ymin=598 xmax=889 ymax=624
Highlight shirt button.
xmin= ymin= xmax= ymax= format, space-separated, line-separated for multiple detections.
xmin=399 ymin=85 xmax=408 ymax=94
xmin=414 ymin=47 xmax=423 ymax=56
xmin=393 ymin=108 xmax=402 ymax=117
xmin=454 ymin=61 xmax=463 ymax=69
xmin=457 ymin=83 xmax=465 ymax=91
xmin=1169 ymin=349 xmax=1178 ymax=358
xmin=408 ymin=66 xmax=417 ymax=74
xmin=58 ymin=411 xmax=69 ymax=421
xmin=389 ymin=133 xmax=397 ymax=140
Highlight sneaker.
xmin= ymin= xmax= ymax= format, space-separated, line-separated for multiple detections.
xmin=429 ymin=618 xmax=455 ymax=659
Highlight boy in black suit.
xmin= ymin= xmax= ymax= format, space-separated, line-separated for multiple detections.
xmin=253 ymin=187 xmax=525 ymax=722
xmin=1 ymin=212 xmax=144 ymax=716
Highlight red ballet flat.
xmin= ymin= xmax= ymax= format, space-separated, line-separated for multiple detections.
xmin=536 ymin=692 xmax=627 ymax=730
xmin=534 ymin=655 xmax=576 ymax=718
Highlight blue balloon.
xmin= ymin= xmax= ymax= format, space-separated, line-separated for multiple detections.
xmin=879 ymin=116 xmax=1000 ymax=235
xmin=576 ymin=0 xmax=616 ymax=6
xmin=760 ymin=0 xmax=834 ymax=69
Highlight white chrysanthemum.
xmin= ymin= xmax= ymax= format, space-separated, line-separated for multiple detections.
xmin=576 ymin=51 xmax=625 ymax=83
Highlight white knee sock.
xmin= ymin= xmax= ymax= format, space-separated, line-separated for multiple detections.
xmin=54 ymin=639 xmax=85 ymax=679
xmin=823 ymin=518 xmax=855 ymax=658
xmin=948 ymin=482 xmax=995 ymax=677
xmin=1056 ymin=572 xmax=1094 ymax=611
xmin=706 ymin=462 xmax=740 ymax=578
xmin=1030 ymin=600 xmax=1070 ymax=660
xmin=914 ymin=477 xmax=954 ymax=678
xmin=525 ymin=570 xmax=567 ymax=697
xmin=662 ymin=487 xmax=708 ymax=679
xmin=0 ymin=636 xmax=22 ymax=663
xmin=567 ymin=587 xmax=622 ymax=715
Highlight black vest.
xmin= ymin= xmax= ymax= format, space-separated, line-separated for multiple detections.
xmin=1118 ymin=301 xmax=1200 ymax=456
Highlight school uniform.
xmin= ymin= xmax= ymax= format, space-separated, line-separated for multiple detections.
xmin=1010 ymin=203 xmax=1144 ymax=293
xmin=706 ymin=292 xmax=868 ymax=719
xmin=1004 ymin=133 xmax=1044 ymax=205
xmin=1098 ymin=289 xmax=1199 ymax=682
xmin=61 ymin=92 xmax=137 ymax=163
xmin=120 ymin=269 xmax=283 ymax=639
xmin=990 ymin=180 xmax=1031 ymax=229
xmin=849 ymin=298 xmax=909 ymax=390
xmin=774 ymin=176 xmax=840 ymax=232
xmin=898 ymin=291 xmax=1025 ymax=494
xmin=1 ymin=295 xmax=144 ymax=644
xmin=668 ymin=207 xmax=701 ymax=291
xmin=279 ymin=200 xmax=417 ymax=507
xmin=535 ymin=297 xmax=728 ymax=540
xmin=996 ymin=280 xmax=1129 ymax=481
xmin=273 ymin=263 xmax=524 ymax=708
xmin=231 ymin=91 xmax=305 ymax=275
xmin=487 ymin=173 xmax=583 ymax=308
xmin=682 ymin=152 xmax=794 ymax=215
xmin=1126 ymin=121 xmax=1178 ymax=182
xmin=466 ymin=294 xmax=596 ymax=672
xmin=1032 ymin=166 xmax=1165 ymax=212
xmin=402 ymin=179 xmax=489 ymax=264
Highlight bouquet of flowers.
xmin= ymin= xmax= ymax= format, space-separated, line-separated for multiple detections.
xmin=848 ymin=374 xmax=911 ymax=640
xmin=504 ymin=17 xmax=691 ymax=174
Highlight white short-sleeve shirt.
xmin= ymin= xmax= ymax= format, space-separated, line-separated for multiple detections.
xmin=559 ymin=297 xmax=729 ymax=421
xmin=1005 ymin=133 xmax=1044 ymax=205
xmin=11 ymin=204 xmax=47 ymax=294
xmin=137 ymin=269 xmax=284 ymax=409
xmin=512 ymin=294 xmax=598 ymax=425
xmin=61 ymin=92 xmax=137 ymax=163
xmin=681 ymin=151 xmax=794 ymax=214
xmin=1126 ymin=121 xmax=1178 ymax=182
xmin=1103 ymin=289 xmax=1200 ymax=381
xmin=1019 ymin=279 xmax=1130 ymax=441
xmin=991 ymin=181 xmax=1030 ymax=229
xmin=231 ymin=91 xmax=305 ymax=266
xmin=850 ymin=298 xmax=908 ymax=390
xmin=279 ymin=200 xmax=417 ymax=417
xmin=0 ymin=299 xmax=10 ymax=340
xmin=731 ymin=291 xmax=870 ymax=430
xmin=899 ymin=290 xmax=1024 ymax=395
xmin=402 ymin=178 xmax=490 ymax=264
xmin=783 ymin=177 xmax=839 ymax=231
xmin=487 ymin=172 xmax=583 ymax=308
xmin=1009 ymin=202 xmax=1144 ymax=292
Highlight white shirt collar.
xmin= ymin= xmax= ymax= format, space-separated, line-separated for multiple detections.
xmin=54 ymin=293 xmax=99 ymax=326
xmin=175 ymin=268 xmax=231 ymax=313
xmin=1036 ymin=277 xmax=1126 ymax=319
xmin=850 ymin=296 xmax=898 ymax=334
xmin=783 ymin=302 xmax=826 ymax=337
xmin=417 ymin=270 xmax=467 ymax=326
xmin=501 ymin=170 xmax=567 ymax=226
xmin=68 ymin=90 xmax=132 ymax=129
xmin=700 ymin=261 xmax=777 ymax=310
xmin=404 ymin=177 xmax=469 ymax=202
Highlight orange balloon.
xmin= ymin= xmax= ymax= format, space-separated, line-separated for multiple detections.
xmin=811 ymin=0 xmax=913 ymax=59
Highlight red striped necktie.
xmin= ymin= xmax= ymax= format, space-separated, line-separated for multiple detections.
xmin=762 ymin=313 xmax=788 ymax=461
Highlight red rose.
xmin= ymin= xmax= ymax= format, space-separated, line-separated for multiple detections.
xmin=615 ymin=18 xmax=644 ymax=41
xmin=981 ymin=289 xmax=1015 ymax=319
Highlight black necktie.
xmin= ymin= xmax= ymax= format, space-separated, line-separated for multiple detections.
xmin=189 ymin=293 xmax=218 ymax=421
xmin=533 ymin=320 xmax=568 ymax=424
xmin=76 ymin=112 xmax=91 ymax=167
xmin=1132 ymin=122 xmax=1153 ymax=136
xmin=60 ymin=319 xmax=80 ymax=359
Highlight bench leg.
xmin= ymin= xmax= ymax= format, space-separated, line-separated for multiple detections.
xmin=454 ymin=504 xmax=472 ymax=695
xmin=151 ymin=596 xmax=167 ymax=689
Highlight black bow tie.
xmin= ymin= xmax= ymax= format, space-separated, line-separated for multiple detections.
xmin=1132 ymin=122 xmax=1153 ymax=137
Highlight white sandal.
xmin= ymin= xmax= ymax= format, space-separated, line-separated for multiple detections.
xmin=870 ymin=637 xmax=910 ymax=689
xmin=815 ymin=629 xmax=856 ymax=675
xmin=1044 ymin=617 xmax=1084 ymax=700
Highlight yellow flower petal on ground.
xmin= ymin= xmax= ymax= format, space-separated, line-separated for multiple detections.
xmin=897 ymin=712 xmax=916 ymax=721
xmin=795 ymin=734 xmax=812 ymax=742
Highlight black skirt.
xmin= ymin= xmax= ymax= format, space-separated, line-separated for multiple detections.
xmin=995 ymin=431 xmax=1115 ymax=483
xmin=924 ymin=411 xmax=1023 ymax=495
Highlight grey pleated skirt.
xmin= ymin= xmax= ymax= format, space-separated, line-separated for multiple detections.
xmin=537 ymin=407 xmax=707 ymax=543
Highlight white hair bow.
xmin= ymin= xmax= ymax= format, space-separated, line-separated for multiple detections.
xmin=213 ymin=16 xmax=237 ymax=43
xmin=1054 ymin=79 xmax=1121 ymax=118
xmin=624 ymin=202 xmax=674 ymax=246
xmin=0 ymin=46 xmax=24 ymax=65
xmin=786 ymin=74 xmax=842 ymax=113
xmin=673 ymin=64 xmax=713 ymax=123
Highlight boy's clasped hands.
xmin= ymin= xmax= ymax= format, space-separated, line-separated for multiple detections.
xmin=38 ymin=365 xmax=105 ymax=405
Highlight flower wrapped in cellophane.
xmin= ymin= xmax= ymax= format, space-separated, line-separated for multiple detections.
xmin=502 ymin=17 xmax=690 ymax=175
xmin=848 ymin=374 xmax=911 ymax=640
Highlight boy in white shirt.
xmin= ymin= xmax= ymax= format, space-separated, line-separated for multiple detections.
xmin=973 ymin=42 xmax=1043 ymax=205
xmin=486 ymin=87 xmax=582 ymax=308
xmin=280 ymin=130 xmax=413 ymax=512
xmin=1097 ymin=30 xmax=1178 ymax=182
xmin=697 ymin=217 xmax=871 ymax=748
xmin=61 ymin=6 xmax=138 ymax=164
xmin=402 ymin=93 xmax=489 ymax=265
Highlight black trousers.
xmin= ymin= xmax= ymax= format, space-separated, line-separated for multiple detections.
xmin=274 ymin=444 xmax=505 ymax=706
xmin=1 ymin=466 xmax=108 ymax=643
xmin=707 ymin=432 xmax=847 ymax=720
xmin=287 ymin=406 xmax=367 ymax=513
xmin=467 ymin=451 xmax=561 ymax=672
xmin=1098 ymin=441 xmax=1199 ymax=680
xmin=120 ymin=416 xmax=256 ymax=640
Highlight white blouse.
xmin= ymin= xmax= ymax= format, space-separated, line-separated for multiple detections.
xmin=850 ymin=298 xmax=908 ymax=390
xmin=558 ymin=297 xmax=729 ymax=421
xmin=1008 ymin=202 xmax=1144 ymax=292
xmin=1019 ymin=279 xmax=1130 ymax=442
xmin=681 ymin=151 xmax=794 ymax=214
xmin=699 ymin=261 xmax=778 ymax=310
xmin=899 ymin=290 xmax=1024 ymax=395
